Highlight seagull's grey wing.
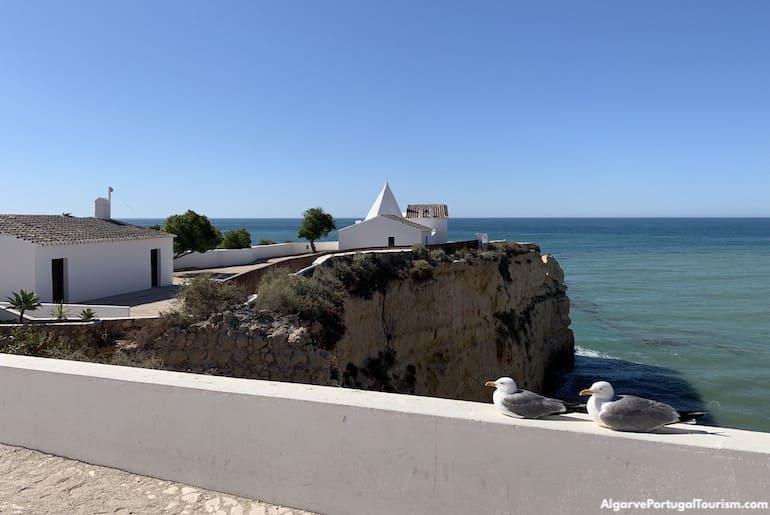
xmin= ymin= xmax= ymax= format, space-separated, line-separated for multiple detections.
xmin=500 ymin=390 xmax=566 ymax=419
xmin=599 ymin=395 xmax=679 ymax=432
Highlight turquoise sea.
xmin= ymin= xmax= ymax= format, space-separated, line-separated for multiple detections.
xmin=128 ymin=218 xmax=770 ymax=433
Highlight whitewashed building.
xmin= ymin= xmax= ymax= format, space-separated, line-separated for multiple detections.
xmin=405 ymin=204 xmax=449 ymax=244
xmin=0 ymin=196 xmax=173 ymax=303
xmin=338 ymin=183 xmax=449 ymax=250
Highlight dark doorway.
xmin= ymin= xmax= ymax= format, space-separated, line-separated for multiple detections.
xmin=51 ymin=258 xmax=65 ymax=303
xmin=387 ymin=236 xmax=395 ymax=247
xmin=150 ymin=249 xmax=160 ymax=287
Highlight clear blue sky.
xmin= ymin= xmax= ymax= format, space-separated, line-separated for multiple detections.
xmin=1 ymin=1 xmax=768 ymax=218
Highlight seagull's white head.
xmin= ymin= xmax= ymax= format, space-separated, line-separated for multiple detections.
xmin=579 ymin=381 xmax=614 ymax=401
xmin=484 ymin=376 xmax=518 ymax=394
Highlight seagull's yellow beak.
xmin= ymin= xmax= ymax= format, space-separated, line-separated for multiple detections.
xmin=578 ymin=389 xmax=594 ymax=396
xmin=484 ymin=381 xmax=496 ymax=387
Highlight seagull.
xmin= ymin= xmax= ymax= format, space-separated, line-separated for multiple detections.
xmin=579 ymin=381 xmax=705 ymax=432
xmin=484 ymin=377 xmax=571 ymax=419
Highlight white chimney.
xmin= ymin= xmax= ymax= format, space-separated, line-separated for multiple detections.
xmin=94 ymin=186 xmax=113 ymax=219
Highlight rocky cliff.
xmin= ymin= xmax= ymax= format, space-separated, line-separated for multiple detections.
xmin=335 ymin=250 xmax=574 ymax=400
xmin=141 ymin=245 xmax=574 ymax=401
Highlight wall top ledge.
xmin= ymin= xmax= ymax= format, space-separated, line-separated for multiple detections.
xmin=3 ymin=353 xmax=769 ymax=455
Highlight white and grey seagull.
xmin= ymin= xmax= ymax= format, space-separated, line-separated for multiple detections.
xmin=579 ymin=381 xmax=705 ymax=432
xmin=484 ymin=377 xmax=572 ymax=419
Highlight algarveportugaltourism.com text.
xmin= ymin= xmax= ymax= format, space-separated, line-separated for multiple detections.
xmin=601 ymin=498 xmax=769 ymax=511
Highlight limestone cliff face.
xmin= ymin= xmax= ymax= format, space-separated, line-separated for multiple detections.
xmin=336 ymin=252 xmax=574 ymax=401
xmin=139 ymin=248 xmax=573 ymax=402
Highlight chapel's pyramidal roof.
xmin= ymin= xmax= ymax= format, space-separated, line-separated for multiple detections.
xmin=364 ymin=182 xmax=403 ymax=221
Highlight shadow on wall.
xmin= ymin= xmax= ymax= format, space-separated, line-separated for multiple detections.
xmin=555 ymin=355 xmax=715 ymax=426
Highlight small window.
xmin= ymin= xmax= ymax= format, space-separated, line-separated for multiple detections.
xmin=388 ymin=236 xmax=395 ymax=247
xmin=423 ymin=209 xmax=430 ymax=217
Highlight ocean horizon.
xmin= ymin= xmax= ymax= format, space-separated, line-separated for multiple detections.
xmin=125 ymin=217 xmax=770 ymax=433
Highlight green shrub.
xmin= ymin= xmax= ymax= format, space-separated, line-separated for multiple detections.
xmin=350 ymin=253 xmax=383 ymax=296
xmin=110 ymin=348 xmax=164 ymax=369
xmin=51 ymin=302 xmax=68 ymax=320
xmin=256 ymin=270 xmax=340 ymax=322
xmin=177 ymin=275 xmax=248 ymax=320
xmin=326 ymin=257 xmax=356 ymax=287
xmin=411 ymin=244 xmax=430 ymax=261
xmin=79 ymin=308 xmax=96 ymax=321
xmin=479 ymin=250 xmax=498 ymax=261
xmin=221 ymin=228 xmax=252 ymax=249
xmin=0 ymin=327 xmax=48 ymax=355
xmin=410 ymin=259 xmax=434 ymax=282
xmin=0 ymin=327 xmax=87 ymax=360
xmin=258 ymin=239 xmax=276 ymax=245
xmin=453 ymin=247 xmax=478 ymax=262
xmin=429 ymin=248 xmax=451 ymax=263
xmin=256 ymin=269 xmax=344 ymax=349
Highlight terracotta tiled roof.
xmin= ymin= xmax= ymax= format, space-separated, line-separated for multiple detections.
xmin=405 ymin=204 xmax=449 ymax=219
xmin=382 ymin=215 xmax=432 ymax=231
xmin=0 ymin=215 xmax=172 ymax=246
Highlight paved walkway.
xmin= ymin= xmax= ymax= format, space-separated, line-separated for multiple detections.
xmin=82 ymin=254 xmax=323 ymax=318
xmin=0 ymin=444 xmax=318 ymax=515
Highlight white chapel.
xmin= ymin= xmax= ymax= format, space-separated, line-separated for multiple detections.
xmin=337 ymin=183 xmax=449 ymax=251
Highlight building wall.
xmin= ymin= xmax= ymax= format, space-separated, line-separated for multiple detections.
xmin=32 ymin=237 xmax=173 ymax=303
xmin=410 ymin=216 xmax=448 ymax=244
xmin=0 ymin=234 xmax=36 ymax=301
xmin=1 ymin=354 xmax=769 ymax=515
xmin=338 ymin=217 xmax=429 ymax=250
xmin=174 ymin=241 xmax=339 ymax=270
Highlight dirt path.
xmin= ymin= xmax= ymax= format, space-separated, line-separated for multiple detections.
xmin=0 ymin=444 xmax=318 ymax=515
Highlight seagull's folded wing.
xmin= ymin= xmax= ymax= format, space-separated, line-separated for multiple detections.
xmin=599 ymin=395 xmax=680 ymax=432
xmin=500 ymin=390 xmax=566 ymax=419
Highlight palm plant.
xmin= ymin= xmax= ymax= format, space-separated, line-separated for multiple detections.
xmin=6 ymin=289 xmax=42 ymax=323
xmin=51 ymin=301 xmax=68 ymax=321
xmin=79 ymin=308 xmax=96 ymax=321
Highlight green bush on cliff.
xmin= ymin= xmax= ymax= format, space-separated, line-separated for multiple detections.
xmin=255 ymin=269 xmax=344 ymax=349
xmin=410 ymin=259 xmax=434 ymax=282
xmin=411 ymin=244 xmax=430 ymax=261
xmin=452 ymin=247 xmax=478 ymax=262
xmin=0 ymin=327 xmax=86 ymax=361
xmin=318 ymin=252 xmax=397 ymax=299
xmin=257 ymin=270 xmax=340 ymax=321
xmin=429 ymin=248 xmax=451 ymax=263
xmin=178 ymin=275 xmax=248 ymax=321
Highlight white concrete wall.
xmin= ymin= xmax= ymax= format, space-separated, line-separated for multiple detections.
xmin=33 ymin=238 xmax=173 ymax=303
xmin=0 ymin=234 xmax=36 ymax=302
xmin=424 ymin=217 xmax=449 ymax=244
xmin=0 ymin=302 xmax=130 ymax=320
xmin=1 ymin=354 xmax=768 ymax=515
xmin=405 ymin=214 xmax=448 ymax=245
xmin=173 ymin=241 xmax=339 ymax=270
xmin=338 ymin=216 xmax=429 ymax=250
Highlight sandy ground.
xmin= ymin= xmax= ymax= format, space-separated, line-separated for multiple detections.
xmin=0 ymin=444 xmax=318 ymax=515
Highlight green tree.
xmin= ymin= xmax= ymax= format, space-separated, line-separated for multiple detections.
xmin=162 ymin=210 xmax=223 ymax=258
xmin=298 ymin=207 xmax=335 ymax=252
xmin=221 ymin=228 xmax=252 ymax=249
xmin=6 ymin=289 xmax=42 ymax=323
xmin=148 ymin=223 xmax=162 ymax=231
